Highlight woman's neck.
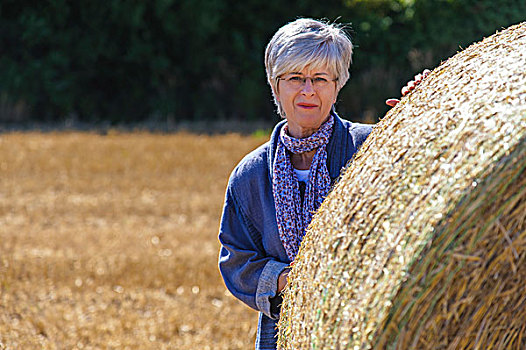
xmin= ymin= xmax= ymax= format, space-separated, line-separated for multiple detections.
xmin=290 ymin=149 xmax=317 ymax=170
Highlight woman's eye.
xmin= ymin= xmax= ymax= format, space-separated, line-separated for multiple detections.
xmin=288 ymin=76 xmax=303 ymax=82
xmin=314 ymin=77 xmax=328 ymax=83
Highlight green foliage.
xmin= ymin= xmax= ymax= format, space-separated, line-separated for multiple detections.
xmin=0 ymin=0 xmax=524 ymax=123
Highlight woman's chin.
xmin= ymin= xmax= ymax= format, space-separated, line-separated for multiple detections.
xmin=296 ymin=113 xmax=329 ymax=127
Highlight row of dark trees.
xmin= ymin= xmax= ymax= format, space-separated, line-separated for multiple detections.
xmin=0 ymin=0 xmax=524 ymax=124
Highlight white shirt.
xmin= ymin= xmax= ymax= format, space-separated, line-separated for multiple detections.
xmin=293 ymin=168 xmax=310 ymax=183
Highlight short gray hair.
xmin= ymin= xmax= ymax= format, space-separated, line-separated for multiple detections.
xmin=265 ymin=18 xmax=353 ymax=117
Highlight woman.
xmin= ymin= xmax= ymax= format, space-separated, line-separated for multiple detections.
xmin=218 ymin=18 xmax=426 ymax=349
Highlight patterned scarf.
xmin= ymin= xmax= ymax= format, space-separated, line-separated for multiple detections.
xmin=273 ymin=115 xmax=334 ymax=261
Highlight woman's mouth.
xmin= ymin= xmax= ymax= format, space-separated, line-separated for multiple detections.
xmin=297 ymin=103 xmax=318 ymax=109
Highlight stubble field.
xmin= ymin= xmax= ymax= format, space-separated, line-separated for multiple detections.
xmin=0 ymin=131 xmax=266 ymax=349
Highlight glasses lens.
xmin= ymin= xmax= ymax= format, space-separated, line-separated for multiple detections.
xmin=288 ymin=77 xmax=303 ymax=88
xmin=313 ymin=78 xmax=329 ymax=87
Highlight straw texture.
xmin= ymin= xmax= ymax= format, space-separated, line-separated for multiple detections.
xmin=278 ymin=22 xmax=526 ymax=350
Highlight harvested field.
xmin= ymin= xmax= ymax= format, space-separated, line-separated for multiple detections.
xmin=0 ymin=131 xmax=264 ymax=349
xmin=279 ymin=23 xmax=526 ymax=349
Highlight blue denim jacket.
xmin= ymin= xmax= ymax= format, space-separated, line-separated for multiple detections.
xmin=218 ymin=113 xmax=372 ymax=349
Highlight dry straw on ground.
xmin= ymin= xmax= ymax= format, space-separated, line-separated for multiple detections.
xmin=278 ymin=22 xmax=526 ymax=350
xmin=0 ymin=131 xmax=263 ymax=349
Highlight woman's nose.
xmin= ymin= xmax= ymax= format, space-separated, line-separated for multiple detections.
xmin=301 ymin=78 xmax=315 ymax=94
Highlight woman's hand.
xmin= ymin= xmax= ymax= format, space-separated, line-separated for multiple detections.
xmin=386 ymin=69 xmax=431 ymax=107
xmin=277 ymin=268 xmax=291 ymax=293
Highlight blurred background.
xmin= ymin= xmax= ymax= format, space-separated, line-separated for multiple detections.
xmin=1 ymin=2 xmax=525 ymax=348
xmin=1 ymin=0 xmax=524 ymax=129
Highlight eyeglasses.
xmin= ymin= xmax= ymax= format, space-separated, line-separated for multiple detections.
xmin=278 ymin=75 xmax=338 ymax=89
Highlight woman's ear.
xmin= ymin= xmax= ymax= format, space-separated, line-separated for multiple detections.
xmin=273 ymin=84 xmax=280 ymax=102
xmin=334 ymin=86 xmax=340 ymax=104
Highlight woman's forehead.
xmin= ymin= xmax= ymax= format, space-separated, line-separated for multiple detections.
xmin=285 ymin=62 xmax=335 ymax=76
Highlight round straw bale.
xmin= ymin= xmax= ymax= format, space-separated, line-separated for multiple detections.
xmin=278 ymin=22 xmax=526 ymax=350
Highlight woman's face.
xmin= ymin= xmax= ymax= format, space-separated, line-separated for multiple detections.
xmin=275 ymin=65 xmax=339 ymax=138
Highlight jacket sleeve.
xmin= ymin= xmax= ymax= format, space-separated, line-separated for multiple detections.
xmin=218 ymin=186 xmax=288 ymax=319
xmin=351 ymin=123 xmax=373 ymax=150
